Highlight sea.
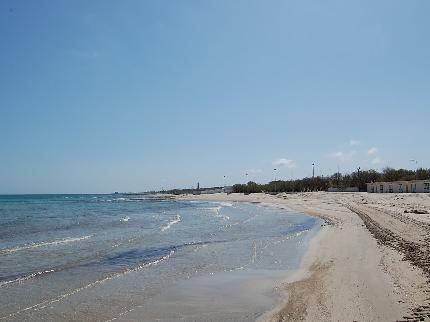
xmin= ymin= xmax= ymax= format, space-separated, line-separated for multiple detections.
xmin=0 ymin=194 xmax=321 ymax=322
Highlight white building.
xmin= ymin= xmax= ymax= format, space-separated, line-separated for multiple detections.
xmin=223 ymin=186 xmax=234 ymax=193
xmin=367 ymin=180 xmax=430 ymax=193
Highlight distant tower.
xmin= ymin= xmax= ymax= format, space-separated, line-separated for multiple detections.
xmin=197 ymin=182 xmax=200 ymax=190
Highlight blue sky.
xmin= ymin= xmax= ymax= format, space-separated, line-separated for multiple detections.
xmin=1 ymin=0 xmax=429 ymax=193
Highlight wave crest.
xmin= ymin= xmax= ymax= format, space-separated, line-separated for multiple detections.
xmin=161 ymin=215 xmax=181 ymax=231
xmin=0 ymin=235 xmax=93 ymax=255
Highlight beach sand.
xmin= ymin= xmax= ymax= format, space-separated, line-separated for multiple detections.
xmin=175 ymin=192 xmax=430 ymax=321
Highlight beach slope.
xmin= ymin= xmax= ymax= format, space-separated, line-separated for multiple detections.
xmin=176 ymin=192 xmax=430 ymax=321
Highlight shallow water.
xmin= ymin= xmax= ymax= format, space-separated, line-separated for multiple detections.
xmin=0 ymin=194 xmax=320 ymax=321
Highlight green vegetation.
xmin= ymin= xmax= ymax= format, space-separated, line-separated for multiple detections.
xmin=232 ymin=168 xmax=430 ymax=194
xmin=163 ymin=187 xmax=224 ymax=195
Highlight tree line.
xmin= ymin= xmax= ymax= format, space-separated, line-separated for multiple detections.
xmin=232 ymin=168 xmax=430 ymax=194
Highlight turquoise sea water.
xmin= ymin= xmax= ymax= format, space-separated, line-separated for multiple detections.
xmin=0 ymin=194 xmax=320 ymax=321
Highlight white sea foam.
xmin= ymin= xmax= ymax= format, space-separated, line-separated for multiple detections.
xmin=206 ymin=205 xmax=231 ymax=221
xmin=0 ymin=251 xmax=174 ymax=320
xmin=0 ymin=269 xmax=56 ymax=288
xmin=161 ymin=215 xmax=181 ymax=232
xmin=212 ymin=206 xmax=230 ymax=221
xmin=0 ymin=235 xmax=93 ymax=255
xmin=208 ymin=206 xmax=222 ymax=214
xmin=268 ymin=229 xmax=311 ymax=247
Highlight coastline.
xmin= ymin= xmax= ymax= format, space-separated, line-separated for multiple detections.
xmin=0 ymin=195 xmax=319 ymax=322
xmin=174 ymin=192 xmax=430 ymax=321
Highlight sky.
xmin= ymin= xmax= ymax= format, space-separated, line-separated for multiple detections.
xmin=1 ymin=0 xmax=429 ymax=193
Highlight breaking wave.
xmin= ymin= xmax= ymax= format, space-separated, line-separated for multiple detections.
xmin=0 ymin=235 xmax=93 ymax=255
xmin=207 ymin=206 xmax=230 ymax=221
xmin=0 ymin=251 xmax=174 ymax=320
xmin=161 ymin=215 xmax=181 ymax=231
xmin=0 ymin=269 xmax=56 ymax=288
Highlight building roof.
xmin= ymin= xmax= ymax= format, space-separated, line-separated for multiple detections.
xmin=366 ymin=179 xmax=430 ymax=185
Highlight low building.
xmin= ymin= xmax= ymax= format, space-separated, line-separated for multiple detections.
xmin=193 ymin=187 xmax=225 ymax=195
xmin=200 ymin=188 xmax=223 ymax=194
xmin=223 ymin=186 xmax=234 ymax=193
xmin=367 ymin=180 xmax=430 ymax=193
xmin=327 ymin=187 xmax=359 ymax=192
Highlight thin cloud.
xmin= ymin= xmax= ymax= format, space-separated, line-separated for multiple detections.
xmin=371 ymin=157 xmax=385 ymax=165
xmin=245 ymin=168 xmax=262 ymax=174
xmin=272 ymin=158 xmax=296 ymax=169
xmin=332 ymin=151 xmax=344 ymax=159
xmin=329 ymin=150 xmax=356 ymax=162
xmin=350 ymin=139 xmax=361 ymax=146
xmin=367 ymin=147 xmax=378 ymax=155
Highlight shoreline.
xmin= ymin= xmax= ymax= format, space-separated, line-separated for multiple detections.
xmin=0 ymin=195 xmax=318 ymax=322
xmin=257 ymin=220 xmax=330 ymax=322
xmin=174 ymin=192 xmax=430 ymax=321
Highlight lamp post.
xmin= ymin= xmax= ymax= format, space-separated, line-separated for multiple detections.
xmin=410 ymin=159 xmax=418 ymax=180
xmin=273 ymin=168 xmax=277 ymax=192
xmin=357 ymin=166 xmax=361 ymax=191
xmin=312 ymin=163 xmax=315 ymax=191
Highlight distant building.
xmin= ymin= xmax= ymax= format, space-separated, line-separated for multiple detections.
xmin=200 ymin=188 xmax=223 ymax=194
xmin=192 ymin=185 xmax=227 ymax=195
xmin=223 ymin=186 xmax=234 ymax=193
xmin=367 ymin=180 xmax=430 ymax=193
xmin=193 ymin=182 xmax=201 ymax=195
xmin=327 ymin=187 xmax=359 ymax=192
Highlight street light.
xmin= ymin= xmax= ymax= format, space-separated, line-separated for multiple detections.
xmin=357 ymin=167 xmax=361 ymax=191
xmin=312 ymin=163 xmax=315 ymax=191
xmin=273 ymin=168 xmax=277 ymax=192
xmin=410 ymin=159 xmax=418 ymax=179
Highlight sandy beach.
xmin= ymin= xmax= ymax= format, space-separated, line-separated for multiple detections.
xmin=175 ymin=192 xmax=430 ymax=321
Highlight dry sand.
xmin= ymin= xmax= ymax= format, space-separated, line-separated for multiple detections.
xmin=175 ymin=192 xmax=430 ymax=322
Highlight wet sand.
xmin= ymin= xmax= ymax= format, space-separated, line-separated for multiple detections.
xmin=115 ymin=269 xmax=296 ymax=322
xmin=176 ymin=192 xmax=430 ymax=321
